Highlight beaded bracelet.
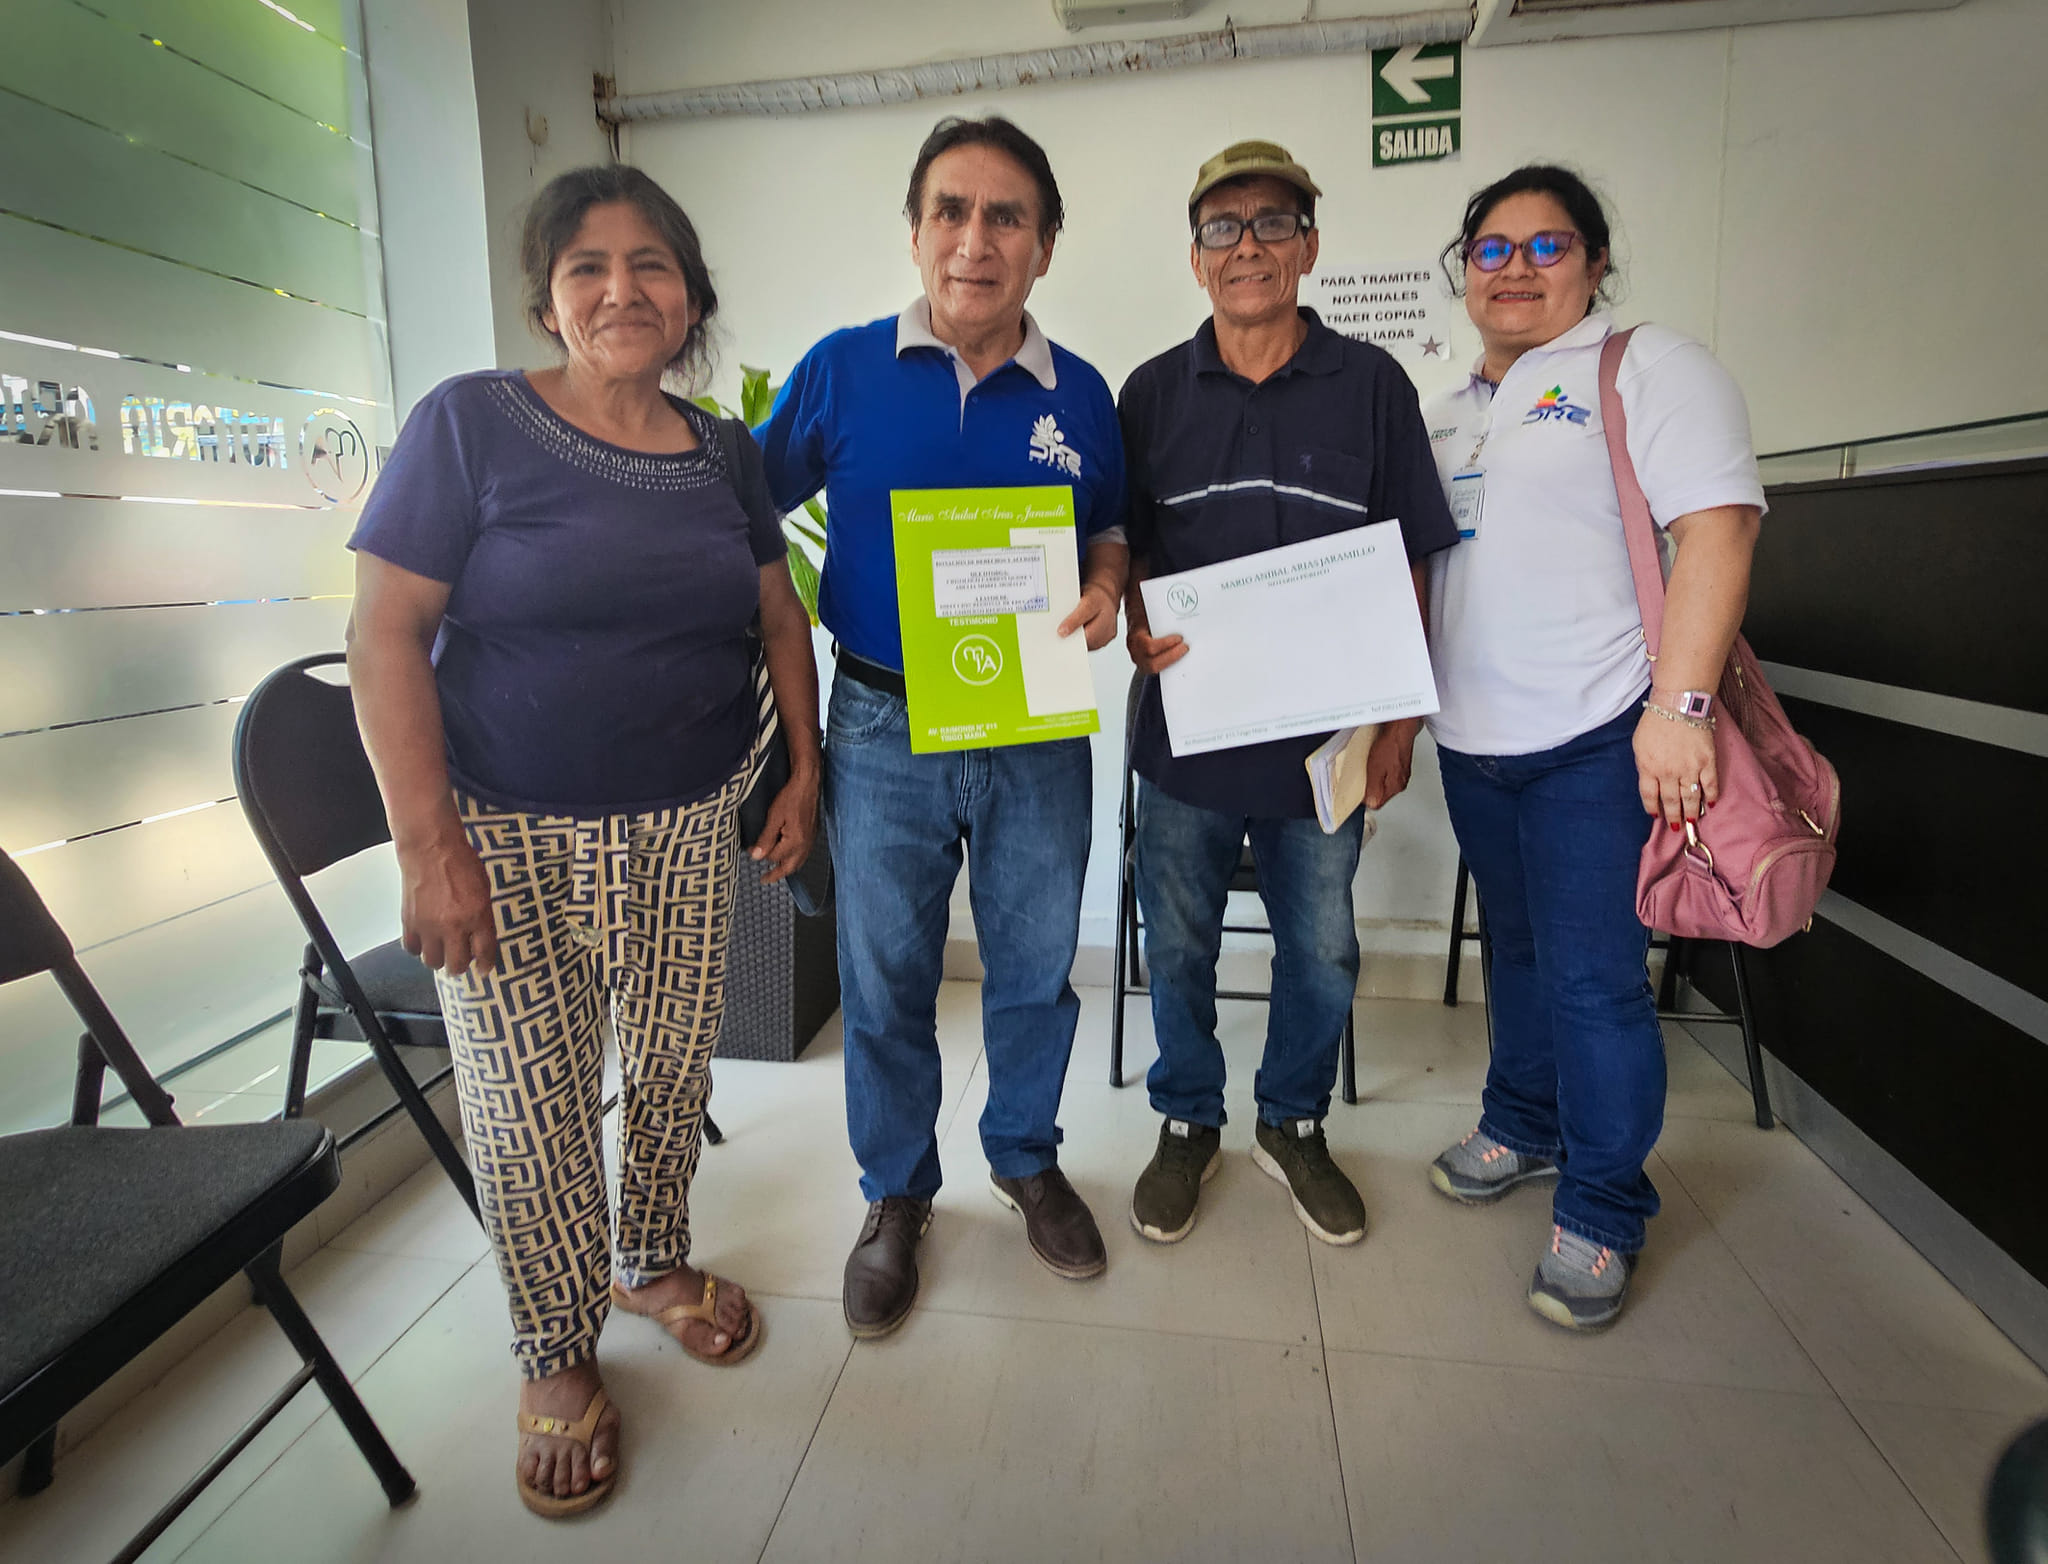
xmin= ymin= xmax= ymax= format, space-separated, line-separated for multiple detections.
xmin=1641 ymin=700 xmax=1716 ymax=731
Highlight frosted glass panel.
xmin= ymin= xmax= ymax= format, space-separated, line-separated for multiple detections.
xmin=0 ymin=218 xmax=389 ymax=402
xmin=0 ymin=0 xmax=392 ymax=1123
xmin=0 ymin=498 xmax=357 ymax=609
xmin=2 ymin=702 xmax=243 ymax=851
xmin=86 ymin=0 xmax=365 ymax=128
xmin=3 ymin=2 xmax=377 ymax=228
xmin=0 ymin=851 xmax=399 ymax=1135
xmin=0 ymin=96 xmax=379 ymax=316
xmin=0 ymin=597 xmax=353 ymax=734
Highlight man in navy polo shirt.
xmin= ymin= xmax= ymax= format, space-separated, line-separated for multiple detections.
xmin=756 ymin=116 xmax=1129 ymax=1339
xmin=1119 ymin=141 xmax=1459 ymax=1249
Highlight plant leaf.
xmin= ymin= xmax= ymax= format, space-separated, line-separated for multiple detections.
xmin=784 ymin=535 xmax=822 ymax=625
xmin=739 ymin=364 xmax=777 ymax=427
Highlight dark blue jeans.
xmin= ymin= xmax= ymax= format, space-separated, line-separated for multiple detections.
xmin=1134 ymin=779 xmax=1365 ymax=1128
xmin=823 ymin=669 xmax=1092 ymax=1202
xmin=1436 ymin=703 xmax=1663 ymax=1253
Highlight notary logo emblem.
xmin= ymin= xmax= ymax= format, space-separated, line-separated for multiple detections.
xmin=1164 ymin=583 xmax=1200 ymax=617
xmin=952 ymin=634 xmax=1003 ymax=685
xmin=1027 ymin=414 xmax=1081 ymax=477
xmin=301 ymin=407 xmax=371 ymax=502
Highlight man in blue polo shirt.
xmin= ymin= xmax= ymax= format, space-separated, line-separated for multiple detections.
xmin=757 ymin=115 xmax=1128 ymax=1339
xmin=1120 ymin=141 xmax=1459 ymax=1249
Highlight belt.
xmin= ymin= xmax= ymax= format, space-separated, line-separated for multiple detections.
xmin=836 ymin=649 xmax=907 ymax=699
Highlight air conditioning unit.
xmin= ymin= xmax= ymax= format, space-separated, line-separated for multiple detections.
xmin=1052 ymin=0 xmax=1193 ymax=31
xmin=1471 ymin=0 xmax=1962 ymax=46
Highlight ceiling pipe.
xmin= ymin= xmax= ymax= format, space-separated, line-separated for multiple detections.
xmin=596 ymin=8 xmax=1473 ymax=124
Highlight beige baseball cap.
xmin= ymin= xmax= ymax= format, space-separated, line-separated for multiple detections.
xmin=1187 ymin=139 xmax=1322 ymax=215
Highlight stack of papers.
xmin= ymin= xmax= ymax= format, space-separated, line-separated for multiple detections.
xmin=1137 ymin=521 xmax=1439 ymax=758
xmin=1306 ymin=725 xmax=1382 ymax=837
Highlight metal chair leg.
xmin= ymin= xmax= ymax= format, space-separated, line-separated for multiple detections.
xmin=1477 ymin=906 xmax=1496 ymax=1057
xmin=702 ymin=1113 xmax=724 ymax=1146
xmin=1728 ymin=942 xmax=1774 ymax=1130
xmin=1340 ymin=1005 xmax=1358 ymax=1106
xmin=18 ymin=1427 xmax=55 ymax=1496
xmin=1110 ymin=849 xmax=1133 ymax=1089
xmin=244 ymin=1246 xmax=414 ymax=1507
xmin=350 ymin=1005 xmax=480 ymax=1222
xmin=1656 ymin=934 xmax=1685 ymax=1013
xmin=1445 ymin=857 xmax=1470 ymax=1006
xmin=283 ymin=943 xmax=322 ymax=1119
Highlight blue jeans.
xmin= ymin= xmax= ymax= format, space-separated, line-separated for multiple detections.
xmin=824 ymin=669 xmax=1092 ymax=1202
xmin=1436 ymin=703 xmax=1663 ymax=1253
xmin=1134 ymin=779 xmax=1365 ymax=1128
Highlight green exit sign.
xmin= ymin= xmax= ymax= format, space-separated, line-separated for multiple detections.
xmin=1372 ymin=117 xmax=1460 ymax=168
xmin=1370 ymin=42 xmax=1461 ymax=118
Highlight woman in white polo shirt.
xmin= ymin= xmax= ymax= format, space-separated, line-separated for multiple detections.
xmin=1420 ymin=166 xmax=1765 ymax=1330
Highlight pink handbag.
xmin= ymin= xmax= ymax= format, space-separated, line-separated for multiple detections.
xmin=1598 ymin=328 xmax=1841 ymax=948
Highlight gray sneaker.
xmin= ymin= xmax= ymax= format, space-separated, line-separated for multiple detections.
xmin=1528 ymin=1225 xmax=1632 ymax=1331
xmin=1429 ymin=1127 xmax=1559 ymax=1205
xmin=1251 ymin=1117 xmax=1366 ymax=1246
xmin=1131 ymin=1119 xmax=1222 ymax=1243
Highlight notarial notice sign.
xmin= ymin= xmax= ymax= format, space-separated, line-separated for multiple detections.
xmin=1304 ymin=263 xmax=1456 ymax=364
xmin=891 ymin=486 xmax=1100 ymax=754
xmin=1369 ymin=42 xmax=1461 ymax=169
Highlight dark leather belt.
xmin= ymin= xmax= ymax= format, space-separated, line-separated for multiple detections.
xmin=835 ymin=649 xmax=907 ymax=699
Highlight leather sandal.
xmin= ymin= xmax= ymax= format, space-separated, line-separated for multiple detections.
xmin=515 ymin=1386 xmax=617 ymax=1518
xmin=610 ymin=1275 xmax=764 ymax=1366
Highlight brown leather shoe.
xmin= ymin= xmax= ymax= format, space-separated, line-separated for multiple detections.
xmin=842 ymin=1196 xmax=932 ymax=1340
xmin=990 ymin=1167 xmax=1107 ymax=1280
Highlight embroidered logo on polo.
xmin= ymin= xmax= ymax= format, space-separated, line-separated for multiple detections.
xmin=1523 ymin=386 xmax=1592 ymax=427
xmin=1027 ymin=414 xmax=1082 ymax=477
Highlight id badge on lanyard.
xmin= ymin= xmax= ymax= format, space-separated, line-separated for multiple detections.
xmin=1449 ymin=470 xmax=1484 ymax=540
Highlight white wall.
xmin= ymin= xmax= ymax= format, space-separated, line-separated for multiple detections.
xmin=466 ymin=0 xmax=2048 ymax=976
xmin=466 ymin=0 xmax=616 ymax=368
xmin=363 ymin=0 xmax=498 ymax=417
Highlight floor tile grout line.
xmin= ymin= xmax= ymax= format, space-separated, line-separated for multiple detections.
xmin=893 ymin=1299 xmax=1319 ymax=1351
xmin=753 ymin=1337 xmax=857 ymax=1564
xmin=1302 ymin=1226 xmax=1363 ymax=1564
xmin=1827 ymin=1399 xmax=1972 ymax=1564
xmin=162 ymin=1258 xmax=476 ymax=1563
xmin=1651 ymin=1142 xmax=1967 ymax=1559
xmin=1650 ymin=1141 xmax=1855 ymax=1398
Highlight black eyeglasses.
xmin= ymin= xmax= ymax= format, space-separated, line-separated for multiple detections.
xmin=1463 ymin=231 xmax=1581 ymax=272
xmin=1194 ymin=212 xmax=1313 ymax=251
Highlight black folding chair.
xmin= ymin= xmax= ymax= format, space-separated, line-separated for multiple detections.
xmin=233 ymin=654 xmax=480 ymax=1219
xmin=233 ymin=654 xmax=720 ymax=1201
xmin=0 ymin=847 xmax=414 ymax=1562
xmin=1108 ymin=672 xmax=1360 ymax=1105
xmin=1443 ymin=855 xmax=1774 ymax=1129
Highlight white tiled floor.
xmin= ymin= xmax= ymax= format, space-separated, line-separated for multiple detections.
xmin=5 ymin=984 xmax=2044 ymax=1564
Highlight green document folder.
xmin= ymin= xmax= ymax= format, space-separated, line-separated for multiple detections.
xmin=890 ymin=486 xmax=1102 ymax=754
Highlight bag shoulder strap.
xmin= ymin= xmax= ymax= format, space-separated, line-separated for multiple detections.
xmin=1596 ymin=326 xmax=1668 ymax=660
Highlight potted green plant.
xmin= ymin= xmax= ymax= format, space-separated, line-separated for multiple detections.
xmin=693 ymin=365 xmax=839 ymax=1063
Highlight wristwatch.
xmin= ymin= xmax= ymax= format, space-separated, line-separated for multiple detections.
xmin=1656 ymin=689 xmax=1715 ymax=720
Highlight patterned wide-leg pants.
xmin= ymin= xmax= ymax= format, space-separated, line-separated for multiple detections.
xmin=433 ymin=770 xmax=744 ymax=1380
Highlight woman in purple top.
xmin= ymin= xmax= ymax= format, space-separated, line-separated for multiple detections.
xmin=347 ymin=166 xmax=819 ymax=1518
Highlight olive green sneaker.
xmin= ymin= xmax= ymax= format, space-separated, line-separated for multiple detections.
xmin=1251 ymin=1117 xmax=1366 ymax=1246
xmin=1130 ymin=1119 xmax=1222 ymax=1243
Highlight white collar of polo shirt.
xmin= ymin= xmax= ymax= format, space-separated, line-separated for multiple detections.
xmin=1466 ymin=307 xmax=1617 ymax=393
xmin=896 ymin=296 xmax=1058 ymax=414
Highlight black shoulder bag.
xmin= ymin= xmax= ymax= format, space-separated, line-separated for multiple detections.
xmin=709 ymin=414 xmax=832 ymax=917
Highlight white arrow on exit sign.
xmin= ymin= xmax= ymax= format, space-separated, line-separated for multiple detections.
xmin=1378 ymin=43 xmax=1456 ymax=105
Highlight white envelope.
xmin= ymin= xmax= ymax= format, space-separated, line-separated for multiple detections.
xmin=1140 ymin=521 xmax=1439 ymax=757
